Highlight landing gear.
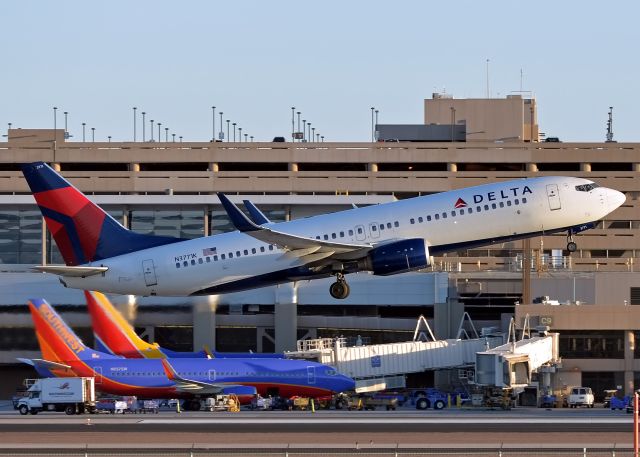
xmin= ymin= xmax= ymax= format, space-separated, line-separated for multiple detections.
xmin=329 ymin=273 xmax=350 ymax=299
xmin=566 ymin=230 xmax=577 ymax=252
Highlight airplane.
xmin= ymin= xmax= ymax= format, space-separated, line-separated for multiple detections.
xmin=21 ymin=162 xmax=625 ymax=299
xmin=85 ymin=290 xmax=284 ymax=359
xmin=21 ymin=298 xmax=355 ymax=409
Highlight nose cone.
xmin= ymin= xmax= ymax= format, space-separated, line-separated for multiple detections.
xmin=339 ymin=375 xmax=356 ymax=392
xmin=608 ymin=189 xmax=626 ymax=211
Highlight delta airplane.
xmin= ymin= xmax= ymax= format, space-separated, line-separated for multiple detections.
xmin=21 ymin=298 xmax=355 ymax=409
xmin=85 ymin=290 xmax=283 ymax=359
xmin=22 ymin=162 xmax=625 ymax=299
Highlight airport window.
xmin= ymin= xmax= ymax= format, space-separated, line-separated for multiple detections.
xmin=394 ymin=221 xmax=399 ymax=227
xmin=499 ymin=202 xmax=504 ymax=208
xmin=515 ymin=199 xmax=520 ymax=205
xmin=425 ymin=216 xmax=429 ymax=222
xmin=324 ymin=234 xmax=329 ymax=240
xmin=559 ymin=330 xmax=624 ymax=359
xmin=191 ymin=259 xmax=196 ymax=266
xmin=348 ymin=229 xmax=354 ymax=236
xmin=176 ymin=263 xmax=180 ymax=268
xmin=491 ymin=203 xmax=497 ymax=209
xmin=251 ymin=248 xmax=256 ymax=254
xmin=507 ymin=200 xmax=512 ymax=207
xmin=522 ymin=197 xmax=527 ymax=204
xmin=260 ymin=247 xmax=265 ymax=252
xmin=198 ymin=258 xmax=203 ymax=264
xmin=340 ymin=231 xmax=344 ymax=237
xmin=434 ymin=214 xmax=439 ymax=220
xmin=387 ymin=223 xmax=392 ymax=229
xmin=244 ymin=250 xmax=248 ymax=256
xmin=410 ymin=218 xmax=415 ymax=224
xmin=221 ymin=254 xmax=226 ymax=259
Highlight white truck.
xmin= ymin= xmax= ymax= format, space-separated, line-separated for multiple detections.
xmin=17 ymin=378 xmax=96 ymax=415
xmin=568 ymin=386 xmax=595 ymax=408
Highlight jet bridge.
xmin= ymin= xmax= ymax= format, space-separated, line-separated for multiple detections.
xmin=287 ymin=314 xmax=504 ymax=392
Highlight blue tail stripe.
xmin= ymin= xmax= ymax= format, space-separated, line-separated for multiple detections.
xmin=21 ymin=162 xmax=70 ymax=193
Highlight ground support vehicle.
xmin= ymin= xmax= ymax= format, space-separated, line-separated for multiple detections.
xmin=135 ymin=400 xmax=159 ymax=413
xmin=334 ymin=394 xmax=398 ymax=411
xmin=413 ymin=389 xmax=448 ymax=410
xmin=540 ymin=394 xmax=557 ymax=408
xmin=568 ymin=387 xmax=595 ymax=408
xmin=17 ymin=378 xmax=96 ymax=415
xmin=483 ymin=387 xmax=514 ymax=410
xmin=207 ymin=395 xmax=239 ymax=412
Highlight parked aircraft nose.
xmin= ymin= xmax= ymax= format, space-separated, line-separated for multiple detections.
xmin=338 ymin=374 xmax=356 ymax=392
xmin=607 ymin=189 xmax=626 ymax=211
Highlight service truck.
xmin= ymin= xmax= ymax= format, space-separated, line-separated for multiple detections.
xmin=17 ymin=378 xmax=96 ymax=415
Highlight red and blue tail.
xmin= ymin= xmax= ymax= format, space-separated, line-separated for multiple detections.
xmin=21 ymin=162 xmax=184 ymax=266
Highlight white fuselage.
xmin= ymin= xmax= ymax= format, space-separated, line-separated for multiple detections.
xmin=62 ymin=176 xmax=624 ymax=296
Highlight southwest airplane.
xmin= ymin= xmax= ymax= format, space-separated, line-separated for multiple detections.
xmin=22 ymin=298 xmax=355 ymax=409
xmin=22 ymin=162 xmax=625 ymax=299
xmin=85 ymin=290 xmax=283 ymax=359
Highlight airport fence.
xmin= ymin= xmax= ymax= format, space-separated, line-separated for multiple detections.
xmin=0 ymin=446 xmax=636 ymax=457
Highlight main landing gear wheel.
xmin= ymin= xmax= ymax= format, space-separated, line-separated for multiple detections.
xmin=330 ymin=273 xmax=350 ymax=299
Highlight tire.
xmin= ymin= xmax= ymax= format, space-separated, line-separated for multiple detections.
xmin=567 ymin=242 xmax=577 ymax=252
xmin=65 ymin=405 xmax=76 ymax=415
xmin=416 ymin=398 xmax=429 ymax=410
xmin=190 ymin=400 xmax=201 ymax=411
xmin=18 ymin=405 xmax=29 ymax=416
xmin=434 ymin=400 xmax=446 ymax=410
xmin=330 ymin=281 xmax=349 ymax=299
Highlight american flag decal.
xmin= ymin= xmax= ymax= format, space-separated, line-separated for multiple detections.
xmin=202 ymin=247 xmax=217 ymax=256
xmin=454 ymin=198 xmax=467 ymax=209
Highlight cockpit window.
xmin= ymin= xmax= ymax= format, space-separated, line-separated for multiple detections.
xmin=575 ymin=183 xmax=600 ymax=192
xmin=325 ymin=369 xmax=337 ymax=376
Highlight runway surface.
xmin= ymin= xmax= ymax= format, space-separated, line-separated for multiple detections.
xmin=0 ymin=407 xmax=634 ymax=449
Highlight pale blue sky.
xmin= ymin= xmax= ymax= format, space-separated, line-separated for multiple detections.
xmin=2 ymin=1 xmax=638 ymax=142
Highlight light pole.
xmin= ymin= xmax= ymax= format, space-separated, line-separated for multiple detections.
xmin=219 ymin=112 xmax=223 ymax=140
xmin=375 ymin=109 xmax=379 ymax=140
xmin=91 ymin=127 xmax=95 ymax=142
xmin=108 ymin=135 xmax=111 ymax=143
xmin=232 ymin=123 xmax=236 ymax=142
xmin=312 ymin=127 xmax=315 ymax=142
xmin=321 ymin=136 xmax=324 ymax=142
xmin=157 ymin=123 xmax=161 ymax=142
xmin=302 ymin=120 xmax=306 ymax=141
xmin=133 ymin=107 xmax=137 ymax=141
xmin=308 ymin=123 xmax=312 ymax=142
xmin=370 ymin=107 xmax=375 ymax=142
xmin=150 ymin=120 xmax=154 ymax=141
xmin=238 ymin=127 xmax=242 ymax=142
xmin=179 ymin=136 xmax=183 ymax=143
xmin=63 ymin=112 xmax=68 ymax=137
xmin=316 ymin=133 xmax=320 ymax=142
xmin=244 ymin=133 xmax=248 ymax=142
xmin=53 ymin=107 xmax=57 ymax=134
xmin=142 ymin=112 xmax=146 ymax=141
xmin=82 ymin=123 xmax=86 ymax=142
xmin=296 ymin=112 xmax=301 ymax=141
xmin=250 ymin=136 xmax=254 ymax=142
xmin=172 ymin=133 xmax=176 ymax=142
xmin=165 ymin=127 xmax=169 ymax=142
xmin=226 ymin=120 xmax=230 ymax=142
xmin=211 ymin=106 xmax=216 ymax=141
xmin=450 ymin=107 xmax=456 ymax=142
xmin=291 ymin=106 xmax=295 ymax=141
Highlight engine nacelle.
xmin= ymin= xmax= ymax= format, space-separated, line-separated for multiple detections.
xmin=365 ymin=238 xmax=430 ymax=276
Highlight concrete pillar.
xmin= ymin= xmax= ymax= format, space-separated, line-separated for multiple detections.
xmin=289 ymin=163 xmax=298 ymax=172
xmin=526 ymin=163 xmax=538 ymax=172
xmin=52 ymin=163 xmax=61 ymax=172
xmin=274 ymin=283 xmax=298 ymax=352
xmin=192 ymin=296 xmax=218 ymax=352
xmin=580 ymin=163 xmax=592 ymax=172
xmin=368 ymin=163 xmax=378 ymax=172
xmin=210 ymin=162 xmax=219 ymax=172
xmin=447 ymin=163 xmax=457 ymax=172
xmin=131 ymin=163 xmax=140 ymax=172
xmin=633 ymin=163 xmax=640 ymax=172
xmin=625 ymin=330 xmax=635 ymax=394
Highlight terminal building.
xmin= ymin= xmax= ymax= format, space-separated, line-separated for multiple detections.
xmin=1 ymin=95 xmax=639 ymax=400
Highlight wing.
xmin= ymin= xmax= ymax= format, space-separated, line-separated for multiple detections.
xmin=217 ymin=193 xmax=372 ymax=261
xmin=160 ymin=359 xmax=254 ymax=395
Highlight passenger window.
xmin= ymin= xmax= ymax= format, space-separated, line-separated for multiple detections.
xmin=499 ymin=202 xmax=504 ymax=208
xmin=316 ymin=236 xmax=320 ymax=239
xmin=442 ymin=213 xmax=447 ymax=219
xmin=484 ymin=205 xmax=489 ymax=211
xmin=394 ymin=221 xmax=399 ymax=227
xmin=425 ymin=216 xmax=430 ymax=222
xmin=214 ymin=255 xmax=218 ymax=261
xmin=269 ymin=245 xmax=274 ymax=251
xmin=379 ymin=224 xmax=384 ymax=230
xmin=387 ymin=223 xmax=392 ymax=229
xmin=522 ymin=197 xmax=527 ymax=204
xmin=244 ymin=250 xmax=248 ymax=255
xmin=515 ymin=199 xmax=520 ymax=205
xmin=206 ymin=257 xmax=211 ymax=263
xmin=451 ymin=211 xmax=456 ymax=217
xmin=476 ymin=206 xmax=481 ymax=212
xmin=467 ymin=208 xmax=472 ymax=214
xmin=340 ymin=231 xmax=344 ymax=237
xmin=460 ymin=209 xmax=465 ymax=215
xmin=491 ymin=203 xmax=497 ymax=209
xmin=507 ymin=200 xmax=512 ymax=206
xmin=435 ymin=214 xmax=440 ymax=220
xmin=191 ymin=259 xmax=196 ymax=265
xmin=332 ymin=233 xmax=337 ymax=239
xmin=260 ymin=247 xmax=265 ymax=252
xmin=348 ymin=229 xmax=354 ymax=236
xmin=198 ymin=258 xmax=203 ymax=264
xmin=324 ymin=234 xmax=329 ymax=240
xmin=221 ymin=254 xmax=226 ymax=259
xmin=357 ymin=227 xmax=363 ymax=234
xmin=251 ymin=248 xmax=256 ymax=254
xmin=372 ymin=226 xmax=377 ymax=231
xmin=418 ymin=216 xmax=424 ymax=223
xmin=236 ymin=251 xmax=241 ymax=257
xmin=410 ymin=218 xmax=415 ymax=224
xmin=229 ymin=253 xmax=233 ymax=258
xmin=183 ymin=261 xmax=188 ymax=267
xmin=175 ymin=263 xmax=180 ymax=268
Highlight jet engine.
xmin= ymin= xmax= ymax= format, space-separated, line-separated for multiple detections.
xmin=360 ymin=238 xmax=430 ymax=275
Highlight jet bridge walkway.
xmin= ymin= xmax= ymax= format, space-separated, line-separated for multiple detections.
xmin=287 ymin=314 xmax=504 ymax=392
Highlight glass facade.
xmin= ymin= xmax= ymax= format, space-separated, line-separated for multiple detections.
xmin=130 ymin=209 xmax=204 ymax=239
xmin=0 ymin=209 xmax=42 ymax=265
xmin=558 ymin=330 xmax=625 ymax=359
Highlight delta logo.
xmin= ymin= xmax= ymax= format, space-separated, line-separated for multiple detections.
xmin=454 ymin=198 xmax=467 ymax=209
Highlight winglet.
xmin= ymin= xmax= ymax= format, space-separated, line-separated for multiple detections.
xmin=160 ymin=359 xmax=178 ymax=381
xmin=217 ymin=193 xmax=261 ymax=232
xmin=242 ymin=200 xmax=271 ymax=225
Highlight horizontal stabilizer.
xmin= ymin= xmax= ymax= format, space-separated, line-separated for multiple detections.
xmin=17 ymin=358 xmax=72 ymax=371
xmin=32 ymin=265 xmax=108 ymax=277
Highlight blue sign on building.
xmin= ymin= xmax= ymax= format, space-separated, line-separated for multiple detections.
xmin=371 ymin=355 xmax=381 ymax=368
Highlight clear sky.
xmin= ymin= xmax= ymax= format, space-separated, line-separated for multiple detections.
xmin=2 ymin=1 xmax=638 ymax=142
